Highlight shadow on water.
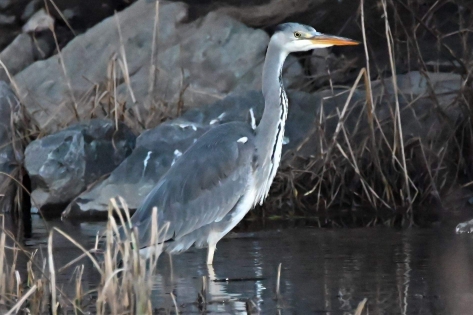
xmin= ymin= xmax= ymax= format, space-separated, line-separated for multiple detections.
xmin=5 ymin=215 xmax=473 ymax=314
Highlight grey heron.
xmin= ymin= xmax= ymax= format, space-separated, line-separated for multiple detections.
xmin=122 ymin=23 xmax=358 ymax=265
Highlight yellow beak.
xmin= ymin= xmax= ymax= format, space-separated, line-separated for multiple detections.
xmin=310 ymin=34 xmax=360 ymax=46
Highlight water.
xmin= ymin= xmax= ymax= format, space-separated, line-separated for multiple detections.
xmin=8 ymin=216 xmax=473 ymax=314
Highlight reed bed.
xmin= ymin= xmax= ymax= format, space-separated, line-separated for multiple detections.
xmin=0 ymin=198 xmax=166 ymax=315
xmin=259 ymin=0 xmax=473 ymax=226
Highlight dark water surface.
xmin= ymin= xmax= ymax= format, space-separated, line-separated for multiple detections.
xmin=10 ymin=216 xmax=473 ymax=314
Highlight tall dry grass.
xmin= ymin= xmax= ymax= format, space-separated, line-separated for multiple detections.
xmin=0 ymin=198 xmax=166 ymax=314
xmin=261 ymin=0 xmax=473 ymax=226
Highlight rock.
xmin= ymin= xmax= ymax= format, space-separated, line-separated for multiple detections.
xmin=24 ymin=119 xmax=136 ymax=216
xmin=0 ymin=0 xmax=30 ymax=50
xmin=309 ymin=48 xmax=359 ymax=88
xmin=0 ymin=13 xmax=15 ymax=25
xmin=22 ymin=8 xmax=54 ymax=33
xmin=14 ymin=0 xmax=304 ymax=132
xmin=456 ymin=219 xmax=473 ymax=234
xmin=0 ymin=5 xmax=58 ymax=84
xmin=21 ymin=0 xmax=42 ymax=22
xmin=0 ymin=0 xmax=12 ymax=10
xmin=0 ymin=32 xmax=54 ymax=83
xmin=49 ymin=0 xmax=136 ymax=31
xmin=371 ymin=71 xmax=462 ymax=105
xmin=175 ymin=0 xmax=328 ymax=27
xmin=0 ymin=81 xmax=21 ymax=213
xmin=0 ymin=34 xmax=34 ymax=81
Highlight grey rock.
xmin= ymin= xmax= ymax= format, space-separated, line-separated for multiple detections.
xmin=210 ymin=0 xmax=328 ymax=27
xmin=0 ymin=0 xmax=31 ymax=50
xmin=309 ymin=48 xmax=359 ymax=88
xmin=22 ymin=8 xmax=54 ymax=33
xmin=24 ymin=119 xmax=136 ymax=215
xmin=49 ymin=0 xmax=135 ymax=30
xmin=456 ymin=219 xmax=473 ymax=234
xmin=21 ymin=0 xmax=42 ymax=21
xmin=14 ymin=0 xmax=304 ymax=132
xmin=0 ymin=34 xmax=34 ymax=79
xmin=0 ymin=0 xmax=12 ymax=10
xmin=0 ymin=13 xmax=15 ymax=25
xmin=0 ymin=81 xmax=21 ymax=213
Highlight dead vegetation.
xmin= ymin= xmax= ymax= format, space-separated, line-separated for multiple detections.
xmin=260 ymin=0 xmax=473 ymax=226
xmin=0 ymin=198 xmax=164 ymax=314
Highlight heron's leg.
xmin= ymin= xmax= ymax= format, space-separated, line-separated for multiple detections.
xmin=207 ymin=264 xmax=216 ymax=280
xmin=168 ymin=252 xmax=174 ymax=283
xmin=207 ymin=244 xmax=216 ymax=265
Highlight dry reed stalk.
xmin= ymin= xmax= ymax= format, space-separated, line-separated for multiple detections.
xmin=0 ymin=60 xmax=20 ymax=98
xmin=114 ymin=12 xmax=137 ymax=105
xmin=276 ymin=262 xmax=282 ymax=296
xmin=5 ymin=284 xmax=37 ymax=315
xmin=46 ymin=6 xmax=80 ymax=121
xmin=73 ymin=264 xmax=84 ymax=313
xmin=47 ymin=231 xmax=57 ymax=315
xmin=0 ymin=219 xmax=5 ymax=304
xmin=361 ymin=0 xmax=391 ymax=200
xmin=48 ymin=0 xmax=77 ymax=37
xmin=113 ymin=54 xmax=118 ymax=130
xmin=382 ymin=0 xmax=414 ymax=223
xmin=304 ymin=69 xmax=366 ymax=199
xmin=148 ymin=1 xmax=160 ymax=98
xmin=3 ymin=198 xmax=168 ymax=313
xmin=355 ymin=298 xmax=368 ymax=315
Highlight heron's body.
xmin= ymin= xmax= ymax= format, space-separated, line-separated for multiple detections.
xmin=123 ymin=23 xmax=358 ymax=264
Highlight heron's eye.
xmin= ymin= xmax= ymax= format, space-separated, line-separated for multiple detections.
xmin=294 ymin=31 xmax=302 ymax=39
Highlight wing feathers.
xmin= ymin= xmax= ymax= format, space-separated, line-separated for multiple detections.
xmin=129 ymin=122 xmax=255 ymax=247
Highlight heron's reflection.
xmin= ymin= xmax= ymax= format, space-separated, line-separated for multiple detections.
xmin=151 ymin=253 xmax=249 ymax=313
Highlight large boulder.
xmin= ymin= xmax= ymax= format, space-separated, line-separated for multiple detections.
xmin=24 ymin=119 xmax=136 ymax=216
xmin=14 ymin=0 xmax=303 ymax=132
xmin=175 ymin=0 xmax=329 ymax=27
xmin=0 ymin=81 xmax=21 ymax=213
xmin=0 ymin=31 xmax=55 ymax=83
xmin=0 ymin=0 xmax=31 ymax=50
xmin=456 ymin=219 xmax=473 ymax=234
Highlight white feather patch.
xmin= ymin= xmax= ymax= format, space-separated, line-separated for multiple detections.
xmin=210 ymin=112 xmax=227 ymax=125
xmin=249 ymin=108 xmax=256 ymax=130
xmin=237 ymin=137 xmax=248 ymax=143
xmin=142 ymin=151 xmax=152 ymax=177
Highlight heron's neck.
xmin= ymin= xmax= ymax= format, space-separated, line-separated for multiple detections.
xmin=254 ymin=40 xmax=289 ymax=204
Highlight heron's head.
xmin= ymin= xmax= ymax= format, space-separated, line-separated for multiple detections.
xmin=273 ymin=23 xmax=359 ymax=53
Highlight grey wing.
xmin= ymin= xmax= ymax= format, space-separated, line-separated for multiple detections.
xmin=129 ymin=122 xmax=256 ymax=247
